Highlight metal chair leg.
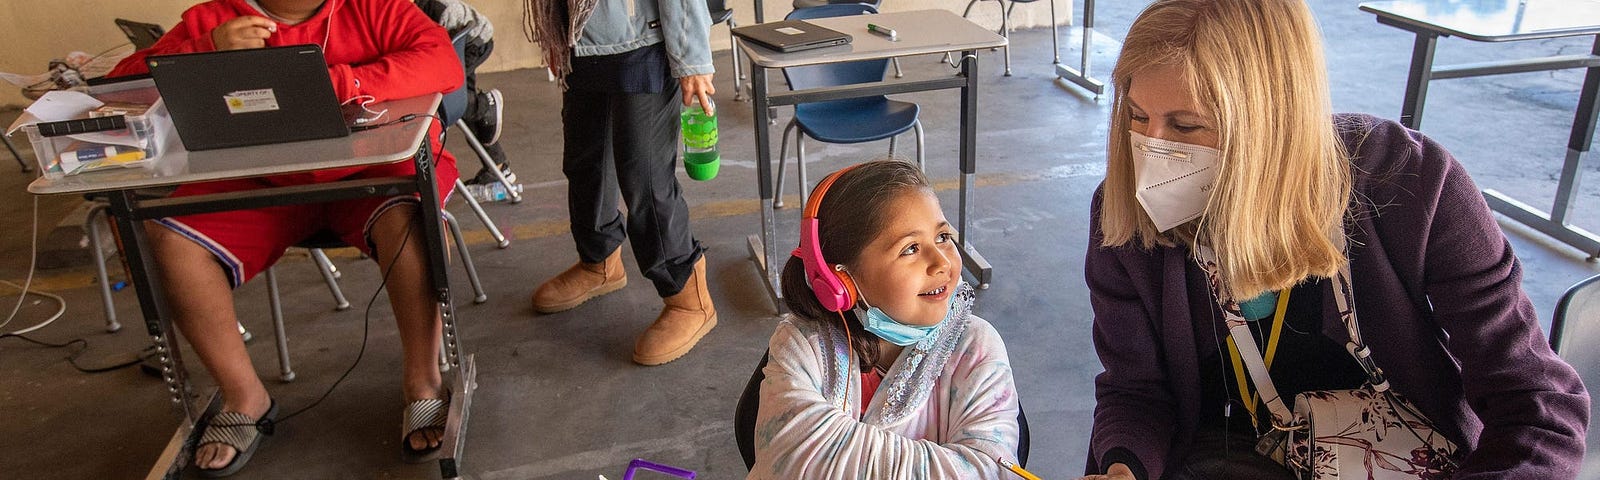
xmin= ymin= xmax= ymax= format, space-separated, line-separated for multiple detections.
xmin=443 ymin=211 xmax=488 ymax=304
xmin=889 ymin=136 xmax=897 ymax=159
xmin=797 ymin=135 xmax=810 ymax=209
xmin=913 ymin=120 xmax=926 ymax=172
xmin=1002 ymin=0 xmax=1014 ymax=76
xmin=774 ymin=120 xmax=799 ymax=208
xmin=892 ymin=58 xmax=904 ymax=78
xmin=309 ymin=248 xmax=351 ymax=310
xmin=2 ymin=134 xmax=30 ymax=172
xmin=439 ymin=336 xmax=450 ymax=373
xmin=731 ymin=19 xmax=747 ymax=102
xmin=454 ymin=178 xmax=509 ymax=248
xmin=266 ymin=267 xmax=296 ymax=382
xmin=454 ymin=119 xmax=521 ymax=204
xmin=86 ymin=204 xmax=120 ymax=333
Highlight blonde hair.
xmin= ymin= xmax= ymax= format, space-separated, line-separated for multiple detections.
xmin=1101 ymin=0 xmax=1351 ymax=301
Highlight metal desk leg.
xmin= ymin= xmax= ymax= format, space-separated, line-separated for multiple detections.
xmin=111 ymin=190 xmax=202 ymax=479
xmin=746 ymin=65 xmax=783 ymax=312
xmin=1054 ymin=0 xmax=1106 ymax=97
xmin=1400 ymin=32 xmax=1439 ymax=129
xmin=753 ymin=0 xmax=764 ymax=24
xmin=3 ymin=133 xmax=31 ymax=172
xmin=958 ymin=50 xmax=994 ymax=289
xmin=1483 ymin=35 xmax=1600 ymax=260
xmin=410 ymin=139 xmax=478 ymax=477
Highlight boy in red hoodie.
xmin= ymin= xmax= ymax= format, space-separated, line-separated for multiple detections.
xmin=108 ymin=0 xmax=461 ymax=475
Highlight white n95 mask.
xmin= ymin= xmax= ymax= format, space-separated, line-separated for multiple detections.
xmin=1129 ymin=130 xmax=1221 ymax=231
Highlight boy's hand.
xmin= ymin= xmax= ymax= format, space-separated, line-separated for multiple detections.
xmin=679 ymin=74 xmax=715 ymax=115
xmin=211 ymin=16 xmax=276 ymax=51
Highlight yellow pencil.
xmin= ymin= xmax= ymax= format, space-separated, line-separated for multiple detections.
xmin=997 ymin=457 xmax=1042 ymax=480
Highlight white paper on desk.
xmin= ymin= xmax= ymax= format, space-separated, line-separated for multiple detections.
xmin=24 ymin=90 xmax=103 ymax=122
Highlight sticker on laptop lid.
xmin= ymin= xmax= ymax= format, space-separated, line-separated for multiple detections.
xmin=223 ymin=89 xmax=280 ymax=114
xmin=775 ymin=27 xmax=805 ymax=35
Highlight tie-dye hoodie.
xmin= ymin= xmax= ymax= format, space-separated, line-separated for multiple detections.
xmin=751 ymin=283 xmax=1021 ymax=479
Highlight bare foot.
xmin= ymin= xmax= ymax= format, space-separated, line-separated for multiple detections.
xmin=196 ymin=394 xmax=272 ymax=470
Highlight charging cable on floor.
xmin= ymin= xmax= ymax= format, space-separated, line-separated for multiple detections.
xmin=0 ymin=196 xmax=153 ymax=372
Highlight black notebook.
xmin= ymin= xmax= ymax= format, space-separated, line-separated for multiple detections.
xmin=733 ymin=20 xmax=852 ymax=53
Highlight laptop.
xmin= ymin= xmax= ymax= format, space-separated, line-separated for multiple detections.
xmin=147 ymin=45 xmax=351 ymax=151
xmin=115 ymin=19 xmax=166 ymax=50
xmin=733 ymin=20 xmax=852 ymax=53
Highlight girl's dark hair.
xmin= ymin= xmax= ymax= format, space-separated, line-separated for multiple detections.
xmin=780 ymin=160 xmax=933 ymax=372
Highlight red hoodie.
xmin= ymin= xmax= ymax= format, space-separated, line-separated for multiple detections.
xmin=109 ymin=0 xmax=462 ymax=184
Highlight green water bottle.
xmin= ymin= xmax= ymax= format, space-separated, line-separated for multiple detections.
xmin=681 ymin=97 xmax=719 ymax=181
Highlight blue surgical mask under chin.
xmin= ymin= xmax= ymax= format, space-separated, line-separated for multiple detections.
xmin=861 ymin=294 xmax=957 ymax=347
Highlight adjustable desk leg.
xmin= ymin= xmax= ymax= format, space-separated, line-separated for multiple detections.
xmin=411 ymin=139 xmax=478 ymax=477
xmin=1485 ymin=35 xmax=1600 ymax=261
xmin=111 ymin=190 xmax=203 ymax=479
xmin=958 ymin=51 xmax=994 ymax=289
xmin=747 ymin=65 xmax=783 ymax=313
xmin=1399 ymin=32 xmax=1439 ymax=129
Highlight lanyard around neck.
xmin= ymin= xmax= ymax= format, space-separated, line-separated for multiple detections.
xmin=1223 ymin=288 xmax=1290 ymax=428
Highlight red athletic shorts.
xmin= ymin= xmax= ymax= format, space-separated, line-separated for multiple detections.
xmin=154 ymin=150 xmax=458 ymax=289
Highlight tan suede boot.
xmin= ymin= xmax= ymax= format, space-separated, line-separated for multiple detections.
xmin=633 ymin=257 xmax=717 ymax=365
xmin=530 ymin=249 xmax=626 ymax=313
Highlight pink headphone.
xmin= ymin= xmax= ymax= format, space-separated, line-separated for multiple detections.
xmin=792 ymin=165 xmax=863 ymax=312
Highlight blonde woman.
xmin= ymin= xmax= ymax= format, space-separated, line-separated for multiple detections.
xmin=1082 ymin=1 xmax=1588 ymax=479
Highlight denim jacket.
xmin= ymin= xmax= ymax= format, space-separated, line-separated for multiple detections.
xmin=576 ymin=0 xmax=714 ymax=78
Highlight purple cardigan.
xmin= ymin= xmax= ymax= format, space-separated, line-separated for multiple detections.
xmin=1084 ymin=114 xmax=1589 ymax=479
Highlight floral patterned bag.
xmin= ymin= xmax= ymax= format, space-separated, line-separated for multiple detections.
xmin=1197 ymin=243 xmax=1460 ymax=479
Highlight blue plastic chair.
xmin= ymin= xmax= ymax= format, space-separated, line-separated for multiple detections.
xmin=773 ymin=3 xmax=925 ymax=209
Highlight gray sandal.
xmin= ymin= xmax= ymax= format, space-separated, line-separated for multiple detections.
xmin=401 ymin=396 xmax=449 ymax=463
xmin=196 ymin=400 xmax=278 ymax=478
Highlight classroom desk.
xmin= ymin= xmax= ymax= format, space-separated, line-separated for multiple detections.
xmin=28 ymin=93 xmax=478 ymax=480
xmin=739 ymin=9 xmax=1007 ymax=310
xmin=1360 ymin=0 xmax=1600 ymax=260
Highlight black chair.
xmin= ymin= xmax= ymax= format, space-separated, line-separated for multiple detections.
xmin=1549 ymin=274 xmax=1600 ymax=478
xmin=734 ymin=350 xmax=1030 ymax=470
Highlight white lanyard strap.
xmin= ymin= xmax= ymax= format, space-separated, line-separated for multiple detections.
xmin=1196 ymin=229 xmax=1387 ymax=430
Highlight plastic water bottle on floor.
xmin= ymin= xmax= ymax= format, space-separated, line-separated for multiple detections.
xmin=681 ymin=97 xmax=719 ymax=181
xmin=463 ymin=182 xmax=523 ymax=203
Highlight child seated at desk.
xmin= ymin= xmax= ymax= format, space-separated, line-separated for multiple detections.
xmin=751 ymin=160 xmax=1022 ymax=479
xmin=106 ymin=0 xmax=461 ymax=476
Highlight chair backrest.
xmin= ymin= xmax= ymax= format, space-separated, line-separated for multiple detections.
xmin=439 ymin=28 xmax=474 ymax=125
xmin=734 ymin=349 xmax=1030 ymax=470
xmin=782 ymin=4 xmax=887 ymax=92
xmin=707 ymin=0 xmax=731 ymax=16
xmin=1550 ymin=274 xmax=1600 ymax=478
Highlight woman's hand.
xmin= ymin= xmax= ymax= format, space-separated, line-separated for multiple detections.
xmin=1077 ymin=463 xmax=1136 ymax=480
xmin=211 ymin=16 xmax=275 ymax=51
xmin=679 ymin=74 xmax=716 ymax=114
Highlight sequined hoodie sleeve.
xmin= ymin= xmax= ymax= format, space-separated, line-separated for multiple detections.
xmin=749 ymin=285 xmax=1021 ymax=479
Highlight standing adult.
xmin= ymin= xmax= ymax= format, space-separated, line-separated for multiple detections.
xmin=1081 ymin=0 xmax=1588 ymax=479
xmin=525 ymin=0 xmax=717 ymax=365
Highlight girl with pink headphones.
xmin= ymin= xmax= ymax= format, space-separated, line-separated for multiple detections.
xmin=749 ymin=160 xmax=1022 ymax=478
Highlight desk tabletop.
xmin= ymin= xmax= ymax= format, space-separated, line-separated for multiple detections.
xmin=739 ymin=9 xmax=1008 ymax=68
xmin=27 ymin=94 xmax=440 ymax=196
xmin=1360 ymin=0 xmax=1600 ymax=41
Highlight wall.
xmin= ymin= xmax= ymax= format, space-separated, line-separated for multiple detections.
xmin=0 ymin=0 xmax=1073 ymax=109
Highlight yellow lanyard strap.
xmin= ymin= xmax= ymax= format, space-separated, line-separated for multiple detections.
xmin=1224 ymin=288 xmax=1291 ymax=426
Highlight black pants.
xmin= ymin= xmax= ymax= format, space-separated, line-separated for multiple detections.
xmin=562 ymin=81 xmax=703 ymax=297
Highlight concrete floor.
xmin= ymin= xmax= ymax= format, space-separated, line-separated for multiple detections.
xmin=1 ymin=2 xmax=1597 ymax=478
